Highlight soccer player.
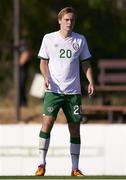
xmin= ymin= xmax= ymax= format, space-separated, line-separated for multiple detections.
xmin=35 ymin=7 xmax=94 ymax=176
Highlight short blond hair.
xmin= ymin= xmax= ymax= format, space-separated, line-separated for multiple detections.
xmin=57 ymin=7 xmax=76 ymax=20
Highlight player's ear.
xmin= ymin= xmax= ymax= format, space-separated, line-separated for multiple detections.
xmin=58 ymin=18 xmax=61 ymax=25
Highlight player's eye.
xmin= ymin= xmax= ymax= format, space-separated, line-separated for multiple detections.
xmin=65 ymin=19 xmax=73 ymax=22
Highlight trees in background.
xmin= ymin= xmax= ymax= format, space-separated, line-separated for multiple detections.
xmin=0 ymin=0 xmax=126 ymax=95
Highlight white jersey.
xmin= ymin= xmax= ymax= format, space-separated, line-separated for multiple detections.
xmin=38 ymin=31 xmax=91 ymax=94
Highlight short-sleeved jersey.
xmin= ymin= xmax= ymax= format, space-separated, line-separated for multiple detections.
xmin=38 ymin=31 xmax=91 ymax=94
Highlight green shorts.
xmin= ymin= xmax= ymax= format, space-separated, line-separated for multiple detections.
xmin=43 ymin=92 xmax=83 ymax=123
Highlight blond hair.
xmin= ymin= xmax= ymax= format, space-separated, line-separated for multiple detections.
xmin=57 ymin=7 xmax=76 ymax=20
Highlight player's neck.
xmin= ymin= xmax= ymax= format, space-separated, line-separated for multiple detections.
xmin=59 ymin=30 xmax=72 ymax=39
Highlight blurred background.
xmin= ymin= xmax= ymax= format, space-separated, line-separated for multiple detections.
xmin=0 ymin=0 xmax=126 ymax=176
xmin=0 ymin=0 xmax=126 ymax=123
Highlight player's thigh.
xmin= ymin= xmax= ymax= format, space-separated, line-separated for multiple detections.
xmin=43 ymin=92 xmax=64 ymax=119
xmin=63 ymin=94 xmax=83 ymax=123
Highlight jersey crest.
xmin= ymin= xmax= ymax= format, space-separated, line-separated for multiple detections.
xmin=72 ymin=42 xmax=80 ymax=51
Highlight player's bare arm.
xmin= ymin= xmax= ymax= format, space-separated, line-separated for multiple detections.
xmin=40 ymin=59 xmax=49 ymax=88
xmin=82 ymin=60 xmax=95 ymax=96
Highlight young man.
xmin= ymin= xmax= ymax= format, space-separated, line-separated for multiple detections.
xmin=35 ymin=7 xmax=94 ymax=176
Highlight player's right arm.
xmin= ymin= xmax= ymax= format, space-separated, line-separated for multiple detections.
xmin=82 ymin=60 xmax=95 ymax=96
xmin=40 ymin=59 xmax=49 ymax=89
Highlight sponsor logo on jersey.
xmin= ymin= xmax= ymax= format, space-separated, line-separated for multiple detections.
xmin=54 ymin=44 xmax=58 ymax=47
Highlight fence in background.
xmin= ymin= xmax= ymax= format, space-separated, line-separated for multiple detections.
xmin=0 ymin=124 xmax=126 ymax=175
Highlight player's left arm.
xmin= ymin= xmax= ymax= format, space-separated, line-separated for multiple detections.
xmin=81 ymin=59 xmax=95 ymax=96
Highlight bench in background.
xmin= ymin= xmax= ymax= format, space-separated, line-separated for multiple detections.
xmin=83 ymin=105 xmax=126 ymax=123
xmin=95 ymin=59 xmax=126 ymax=95
xmin=83 ymin=59 xmax=126 ymax=123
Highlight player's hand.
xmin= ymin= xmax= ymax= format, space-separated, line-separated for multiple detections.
xmin=45 ymin=78 xmax=49 ymax=89
xmin=88 ymin=83 xmax=95 ymax=97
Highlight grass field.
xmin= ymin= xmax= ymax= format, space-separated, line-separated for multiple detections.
xmin=0 ymin=176 xmax=126 ymax=180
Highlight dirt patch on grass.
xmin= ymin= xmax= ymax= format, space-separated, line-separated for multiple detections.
xmin=0 ymin=106 xmax=67 ymax=124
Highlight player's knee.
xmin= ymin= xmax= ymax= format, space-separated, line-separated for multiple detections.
xmin=69 ymin=123 xmax=80 ymax=136
xmin=41 ymin=116 xmax=55 ymax=132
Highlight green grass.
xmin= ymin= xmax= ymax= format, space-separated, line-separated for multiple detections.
xmin=0 ymin=176 xmax=126 ymax=180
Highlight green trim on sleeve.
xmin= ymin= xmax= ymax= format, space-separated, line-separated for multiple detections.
xmin=81 ymin=58 xmax=91 ymax=62
xmin=38 ymin=56 xmax=49 ymax=61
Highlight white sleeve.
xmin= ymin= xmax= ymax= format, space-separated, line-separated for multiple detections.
xmin=80 ymin=36 xmax=91 ymax=61
xmin=38 ymin=35 xmax=49 ymax=60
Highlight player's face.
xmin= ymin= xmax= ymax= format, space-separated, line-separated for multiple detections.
xmin=58 ymin=13 xmax=75 ymax=33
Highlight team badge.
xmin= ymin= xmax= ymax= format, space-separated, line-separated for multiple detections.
xmin=47 ymin=106 xmax=54 ymax=113
xmin=72 ymin=42 xmax=79 ymax=51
